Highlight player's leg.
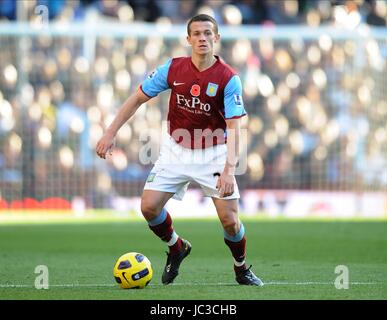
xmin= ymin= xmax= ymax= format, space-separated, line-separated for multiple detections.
xmin=141 ymin=189 xmax=184 ymax=255
xmin=141 ymin=135 xmax=198 ymax=284
xmin=212 ymin=197 xmax=263 ymax=286
xmin=141 ymin=189 xmax=191 ymax=284
xmin=212 ymin=198 xmax=246 ymax=271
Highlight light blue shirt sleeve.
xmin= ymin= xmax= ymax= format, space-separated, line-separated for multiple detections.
xmin=141 ymin=59 xmax=171 ymax=97
xmin=224 ymin=75 xmax=247 ymax=119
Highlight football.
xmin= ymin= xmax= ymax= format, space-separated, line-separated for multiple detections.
xmin=113 ymin=252 xmax=153 ymax=289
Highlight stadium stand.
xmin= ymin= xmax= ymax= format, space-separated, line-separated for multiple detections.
xmin=0 ymin=0 xmax=386 ymax=211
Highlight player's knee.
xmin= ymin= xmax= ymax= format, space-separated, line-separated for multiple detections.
xmin=140 ymin=199 xmax=160 ymax=220
xmin=222 ymin=218 xmax=239 ymax=236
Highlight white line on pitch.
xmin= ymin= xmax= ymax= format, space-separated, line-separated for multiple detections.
xmin=0 ymin=281 xmax=380 ymax=288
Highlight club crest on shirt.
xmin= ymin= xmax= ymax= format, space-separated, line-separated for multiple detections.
xmin=206 ymin=82 xmax=218 ymax=97
xmin=234 ymin=94 xmax=243 ymax=106
xmin=190 ymin=84 xmax=201 ymax=97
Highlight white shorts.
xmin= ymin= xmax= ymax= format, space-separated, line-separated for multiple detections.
xmin=143 ymin=136 xmax=240 ymax=201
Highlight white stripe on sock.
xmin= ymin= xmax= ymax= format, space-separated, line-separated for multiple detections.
xmin=234 ymin=259 xmax=245 ymax=267
xmin=167 ymin=231 xmax=178 ymax=246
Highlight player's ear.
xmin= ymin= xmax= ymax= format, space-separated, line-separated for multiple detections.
xmin=214 ymin=33 xmax=220 ymax=43
xmin=186 ymin=35 xmax=192 ymax=46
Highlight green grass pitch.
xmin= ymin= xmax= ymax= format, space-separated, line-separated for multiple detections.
xmin=0 ymin=218 xmax=386 ymax=300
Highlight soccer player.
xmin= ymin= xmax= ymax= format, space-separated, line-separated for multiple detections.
xmin=96 ymin=14 xmax=263 ymax=286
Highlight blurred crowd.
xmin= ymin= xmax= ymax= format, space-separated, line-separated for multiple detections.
xmin=0 ymin=0 xmax=386 ymax=26
xmin=0 ymin=0 xmax=386 ymax=209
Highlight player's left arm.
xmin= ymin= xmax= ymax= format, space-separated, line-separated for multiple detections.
xmin=217 ymin=74 xmax=246 ymax=198
xmin=217 ymin=118 xmax=241 ymax=198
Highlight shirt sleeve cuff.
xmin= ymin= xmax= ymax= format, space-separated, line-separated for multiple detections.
xmin=224 ymin=113 xmax=247 ymax=120
xmin=139 ymin=85 xmax=154 ymax=98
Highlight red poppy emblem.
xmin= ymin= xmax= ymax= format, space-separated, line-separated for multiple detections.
xmin=190 ymin=84 xmax=201 ymax=97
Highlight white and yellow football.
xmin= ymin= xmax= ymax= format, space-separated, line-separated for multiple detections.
xmin=113 ymin=252 xmax=153 ymax=289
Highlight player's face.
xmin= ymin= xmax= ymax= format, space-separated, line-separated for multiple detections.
xmin=187 ymin=21 xmax=219 ymax=55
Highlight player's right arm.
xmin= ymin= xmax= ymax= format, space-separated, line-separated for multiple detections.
xmin=96 ymin=59 xmax=172 ymax=159
xmin=96 ymin=89 xmax=150 ymax=159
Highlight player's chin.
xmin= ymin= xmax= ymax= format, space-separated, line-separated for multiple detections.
xmin=196 ymin=47 xmax=210 ymax=54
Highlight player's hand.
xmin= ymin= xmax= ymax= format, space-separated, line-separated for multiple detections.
xmin=216 ymin=171 xmax=235 ymax=198
xmin=96 ymin=132 xmax=115 ymax=159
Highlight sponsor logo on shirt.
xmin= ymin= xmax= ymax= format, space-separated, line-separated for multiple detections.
xmin=206 ymin=82 xmax=218 ymax=97
xmin=176 ymin=94 xmax=211 ymax=113
xmin=173 ymin=81 xmax=185 ymax=86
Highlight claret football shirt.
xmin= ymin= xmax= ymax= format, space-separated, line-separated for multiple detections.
xmin=140 ymin=55 xmax=247 ymax=149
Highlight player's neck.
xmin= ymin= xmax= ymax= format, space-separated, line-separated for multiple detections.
xmin=191 ymin=54 xmax=217 ymax=72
